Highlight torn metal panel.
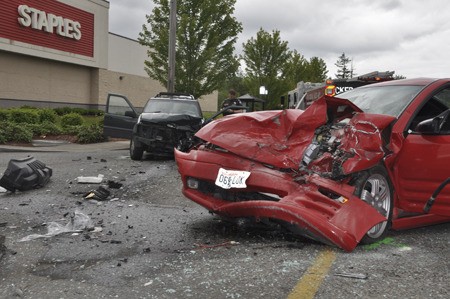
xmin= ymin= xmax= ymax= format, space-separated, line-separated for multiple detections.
xmin=196 ymin=96 xmax=394 ymax=176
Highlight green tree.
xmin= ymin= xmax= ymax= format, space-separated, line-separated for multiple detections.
xmin=276 ymin=51 xmax=329 ymax=96
xmin=241 ymin=28 xmax=292 ymax=109
xmin=139 ymin=0 xmax=242 ymax=98
xmin=335 ymin=52 xmax=353 ymax=79
xmin=306 ymin=57 xmax=328 ymax=82
xmin=283 ymin=50 xmax=309 ymax=87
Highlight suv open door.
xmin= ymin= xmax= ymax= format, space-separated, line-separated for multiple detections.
xmin=103 ymin=93 xmax=139 ymax=139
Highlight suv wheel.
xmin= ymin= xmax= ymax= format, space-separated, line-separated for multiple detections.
xmin=130 ymin=137 xmax=144 ymax=160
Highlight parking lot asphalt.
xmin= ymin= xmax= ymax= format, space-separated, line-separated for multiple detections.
xmin=0 ymin=140 xmax=130 ymax=153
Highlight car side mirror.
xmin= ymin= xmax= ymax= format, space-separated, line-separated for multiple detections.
xmin=415 ymin=110 xmax=450 ymax=134
xmin=124 ymin=110 xmax=137 ymax=118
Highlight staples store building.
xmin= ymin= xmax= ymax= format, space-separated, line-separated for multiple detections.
xmin=0 ymin=0 xmax=218 ymax=111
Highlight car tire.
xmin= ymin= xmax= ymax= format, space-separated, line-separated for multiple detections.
xmin=130 ymin=137 xmax=144 ymax=161
xmin=353 ymin=165 xmax=394 ymax=244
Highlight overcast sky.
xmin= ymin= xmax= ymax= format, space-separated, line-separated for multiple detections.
xmin=109 ymin=0 xmax=450 ymax=79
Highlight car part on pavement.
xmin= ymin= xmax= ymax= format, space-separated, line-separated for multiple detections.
xmin=0 ymin=157 xmax=52 ymax=192
xmin=84 ymin=186 xmax=111 ymax=201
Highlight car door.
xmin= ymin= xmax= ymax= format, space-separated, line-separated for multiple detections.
xmin=393 ymin=87 xmax=450 ymax=216
xmin=103 ymin=93 xmax=139 ymax=139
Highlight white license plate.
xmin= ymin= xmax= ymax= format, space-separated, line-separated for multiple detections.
xmin=215 ymin=168 xmax=251 ymax=189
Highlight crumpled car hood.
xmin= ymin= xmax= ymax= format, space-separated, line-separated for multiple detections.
xmin=140 ymin=113 xmax=202 ymax=126
xmin=196 ymin=96 xmax=395 ymax=174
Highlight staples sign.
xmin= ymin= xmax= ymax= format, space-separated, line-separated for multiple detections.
xmin=17 ymin=4 xmax=82 ymax=40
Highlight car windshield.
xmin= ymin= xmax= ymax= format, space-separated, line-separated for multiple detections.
xmin=143 ymin=99 xmax=202 ymax=117
xmin=339 ymin=85 xmax=425 ymax=117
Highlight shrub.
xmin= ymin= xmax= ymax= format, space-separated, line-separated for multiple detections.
xmin=8 ymin=109 xmax=40 ymax=124
xmin=38 ymin=109 xmax=58 ymax=123
xmin=76 ymin=123 xmax=106 ymax=144
xmin=0 ymin=122 xmax=33 ymax=143
xmin=26 ymin=121 xmax=63 ymax=136
xmin=19 ymin=105 xmax=38 ymax=110
xmin=0 ymin=121 xmax=8 ymax=143
xmin=85 ymin=109 xmax=105 ymax=116
xmin=53 ymin=107 xmax=73 ymax=116
xmin=53 ymin=107 xmax=104 ymax=116
xmin=0 ymin=109 xmax=9 ymax=122
xmin=60 ymin=113 xmax=84 ymax=128
xmin=71 ymin=107 xmax=86 ymax=115
xmin=62 ymin=125 xmax=82 ymax=135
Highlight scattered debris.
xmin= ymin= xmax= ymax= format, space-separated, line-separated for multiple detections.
xmin=0 ymin=235 xmax=6 ymax=257
xmin=107 ymin=180 xmax=123 ymax=189
xmin=18 ymin=210 xmax=95 ymax=242
xmin=194 ymin=240 xmax=240 ymax=250
xmin=76 ymin=174 xmax=104 ymax=184
xmin=84 ymin=186 xmax=111 ymax=201
xmin=0 ymin=157 xmax=52 ymax=192
xmin=334 ymin=272 xmax=368 ymax=280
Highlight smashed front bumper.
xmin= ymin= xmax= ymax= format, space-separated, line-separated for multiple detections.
xmin=175 ymin=148 xmax=386 ymax=252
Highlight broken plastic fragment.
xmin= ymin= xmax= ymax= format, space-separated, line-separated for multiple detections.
xmin=76 ymin=174 xmax=104 ymax=184
xmin=0 ymin=157 xmax=52 ymax=192
xmin=84 ymin=186 xmax=111 ymax=201
xmin=18 ymin=210 xmax=94 ymax=242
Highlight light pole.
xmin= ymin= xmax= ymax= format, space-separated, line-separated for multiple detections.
xmin=167 ymin=0 xmax=176 ymax=93
xmin=259 ymin=86 xmax=268 ymax=108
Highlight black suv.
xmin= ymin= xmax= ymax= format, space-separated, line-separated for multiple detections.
xmin=103 ymin=92 xmax=203 ymax=160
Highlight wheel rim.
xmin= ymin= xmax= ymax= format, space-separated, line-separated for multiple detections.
xmin=360 ymin=173 xmax=391 ymax=239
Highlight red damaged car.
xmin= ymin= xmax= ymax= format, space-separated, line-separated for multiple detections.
xmin=175 ymin=78 xmax=450 ymax=251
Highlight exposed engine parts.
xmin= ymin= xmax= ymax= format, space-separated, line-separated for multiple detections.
xmin=300 ymin=123 xmax=352 ymax=179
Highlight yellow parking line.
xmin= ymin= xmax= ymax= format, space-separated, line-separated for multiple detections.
xmin=287 ymin=249 xmax=336 ymax=299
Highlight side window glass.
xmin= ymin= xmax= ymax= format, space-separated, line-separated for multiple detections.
xmin=434 ymin=88 xmax=450 ymax=107
xmin=410 ymin=88 xmax=450 ymax=132
xmin=107 ymin=95 xmax=133 ymax=116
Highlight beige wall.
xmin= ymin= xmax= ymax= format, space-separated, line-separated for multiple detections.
xmin=198 ymin=91 xmax=219 ymax=112
xmin=0 ymin=51 xmax=97 ymax=107
xmin=0 ymin=50 xmax=218 ymax=112
xmin=96 ymin=70 xmax=218 ymax=112
xmin=96 ymin=69 xmax=165 ymax=108
xmin=108 ymin=33 xmax=148 ymax=77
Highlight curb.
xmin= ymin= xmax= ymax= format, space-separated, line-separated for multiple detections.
xmin=0 ymin=141 xmax=129 ymax=153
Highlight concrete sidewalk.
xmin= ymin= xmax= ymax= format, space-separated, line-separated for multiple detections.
xmin=0 ymin=140 xmax=129 ymax=153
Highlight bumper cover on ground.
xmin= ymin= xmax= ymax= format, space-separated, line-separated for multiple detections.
xmin=0 ymin=157 xmax=52 ymax=192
